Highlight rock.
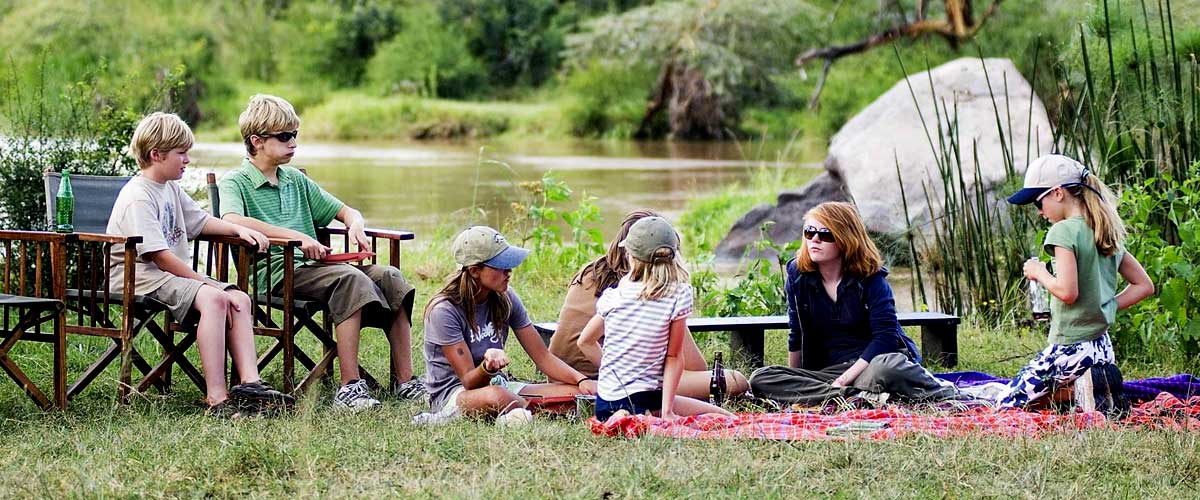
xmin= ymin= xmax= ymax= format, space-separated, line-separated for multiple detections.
xmin=714 ymin=57 xmax=1054 ymax=261
xmin=714 ymin=172 xmax=849 ymax=261
xmin=826 ymin=57 xmax=1054 ymax=234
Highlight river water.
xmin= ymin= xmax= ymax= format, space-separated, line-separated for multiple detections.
xmin=190 ymin=139 xmax=824 ymax=241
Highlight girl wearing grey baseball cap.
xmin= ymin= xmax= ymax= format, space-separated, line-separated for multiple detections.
xmin=577 ymin=216 xmax=732 ymax=422
xmin=416 ymin=226 xmax=597 ymax=425
xmin=996 ymin=155 xmax=1154 ymax=410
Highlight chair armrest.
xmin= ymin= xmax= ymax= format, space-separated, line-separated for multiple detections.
xmin=196 ymin=234 xmax=301 ymax=248
xmin=320 ymin=226 xmax=415 ymax=241
xmin=73 ymin=232 xmax=143 ymax=245
xmin=0 ymin=230 xmax=68 ymax=243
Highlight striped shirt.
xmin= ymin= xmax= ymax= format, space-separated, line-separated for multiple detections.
xmin=217 ymin=159 xmax=344 ymax=291
xmin=595 ymin=278 xmax=693 ymax=401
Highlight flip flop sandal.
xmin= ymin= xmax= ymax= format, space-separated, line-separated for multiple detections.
xmin=205 ymin=399 xmax=258 ymax=420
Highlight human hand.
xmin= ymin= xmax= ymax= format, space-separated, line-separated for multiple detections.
xmin=1023 ymin=258 xmax=1044 ymax=281
xmin=830 ymin=378 xmax=848 ymax=388
xmin=299 ymin=236 xmax=331 ymax=260
xmin=659 ymin=408 xmax=679 ymax=422
xmin=349 ymin=220 xmax=372 ymax=252
xmin=577 ymin=379 xmax=597 ymax=395
xmin=235 ymin=226 xmax=269 ymax=253
xmin=482 ymin=348 xmax=510 ymax=373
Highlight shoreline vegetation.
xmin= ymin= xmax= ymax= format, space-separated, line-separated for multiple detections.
xmin=1 ymin=0 xmax=1199 ymax=497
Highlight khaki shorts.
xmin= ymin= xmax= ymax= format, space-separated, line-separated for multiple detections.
xmin=284 ymin=263 xmax=415 ymax=328
xmin=148 ymin=276 xmax=236 ymax=323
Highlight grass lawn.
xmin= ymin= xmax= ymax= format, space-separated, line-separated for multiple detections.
xmin=1 ymin=237 xmax=1197 ymax=497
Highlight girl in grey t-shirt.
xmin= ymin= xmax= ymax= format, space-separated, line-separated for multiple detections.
xmin=419 ymin=226 xmax=597 ymax=424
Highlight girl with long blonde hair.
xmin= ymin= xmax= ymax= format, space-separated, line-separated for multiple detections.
xmin=999 ymin=155 xmax=1154 ymax=410
xmin=577 ymin=216 xmax=731 ymax=421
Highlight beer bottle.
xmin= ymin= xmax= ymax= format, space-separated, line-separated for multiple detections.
xmin=55 ymin=171 xmax=74 ymax=233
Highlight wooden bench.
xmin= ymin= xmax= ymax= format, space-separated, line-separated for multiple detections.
xmin=533 ymin=311 xmax=961 ymax=369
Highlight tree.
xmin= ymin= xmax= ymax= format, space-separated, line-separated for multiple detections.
xmin=796 ymin=0 xmax=1005 ymax=108
xmin=564 ymin=0 xmax=819 ymax=139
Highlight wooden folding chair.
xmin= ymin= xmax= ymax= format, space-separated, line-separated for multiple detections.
xmin=0 ymin=230 xmax=68 ymax=409
xmin=206 ymin=172 xmax=415 ymax=394
xmin=43 ymin=172 xmax=270 ymax=401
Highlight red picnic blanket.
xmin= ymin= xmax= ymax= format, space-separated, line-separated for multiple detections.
xmin=589 ymin=393 xmax=1200 ymax=440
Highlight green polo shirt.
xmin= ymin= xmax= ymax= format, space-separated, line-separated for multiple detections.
xmin=218 ymin=159 xmax=344 ymax=291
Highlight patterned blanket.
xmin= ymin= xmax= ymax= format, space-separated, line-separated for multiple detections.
xmin=590 ymin=388 xmax=1200 ymax=441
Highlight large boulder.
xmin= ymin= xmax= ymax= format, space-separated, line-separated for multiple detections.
xmin=827 ymin=57 xmax=1054 ymax=234
xmin=714 ymin=57 xmax=1053 ymax=261
xmin=714 ymin=171 xmax=849 ymax=261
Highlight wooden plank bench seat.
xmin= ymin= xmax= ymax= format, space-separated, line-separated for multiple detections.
xmin=533 ymin=311 xmax=961 ymax=369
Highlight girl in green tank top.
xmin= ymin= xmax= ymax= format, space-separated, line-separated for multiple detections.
xmin=996 ymin=155 xmax=1155 ymax=409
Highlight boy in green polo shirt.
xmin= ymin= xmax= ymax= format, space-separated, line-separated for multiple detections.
xmin=218 ymin=94 xmax=419 ymax=410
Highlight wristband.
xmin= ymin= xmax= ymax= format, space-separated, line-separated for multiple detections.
xmin=574 ymin=376 xmax=588 ymax=386
xmin=480 ymin=361 xmax=497 ymax=376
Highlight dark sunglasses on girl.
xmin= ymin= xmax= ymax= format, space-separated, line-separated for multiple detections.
xmin=803 ymin=226 xmax=835 ymax=243
xmin=257 ymin=130 xmax=299 ymax=142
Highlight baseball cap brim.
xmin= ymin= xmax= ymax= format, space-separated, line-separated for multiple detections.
xmin=482 ymin=245 xmax=530 ymax=270
xmin=1007 ymin=187 xmax=1051 ymax=205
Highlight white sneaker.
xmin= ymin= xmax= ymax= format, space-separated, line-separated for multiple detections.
xmin=495 ymin=408 xmax=533 ymax=427
xmin=333 ymin=379 xmax=381 ymax=411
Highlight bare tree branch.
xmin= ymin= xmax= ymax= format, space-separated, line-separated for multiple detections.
xmin=794 ymin=0 xmax=1004 ymax=67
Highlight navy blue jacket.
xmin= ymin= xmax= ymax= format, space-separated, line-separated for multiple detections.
xmin=784 ymin=258 xmax=921 ymax=370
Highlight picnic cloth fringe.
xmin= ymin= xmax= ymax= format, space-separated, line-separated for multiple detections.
xmin=935 ymin=372 xmax=1200 ymax=404
xmin=589 ymin=393 xmax=1200 ymax=440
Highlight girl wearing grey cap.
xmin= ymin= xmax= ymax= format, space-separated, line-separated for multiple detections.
xmin=577 ymin=216 xmax=731 ymax=421
xmin=548 ymin=209 xmax=749 ymax=400
xmin=418 ymin=226 xmax=598 ymax=425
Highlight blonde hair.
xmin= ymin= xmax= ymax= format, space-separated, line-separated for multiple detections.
xmin=1066 ymin=175 xmax=1126 ymax=257
xmin=795 ymin=202 xmax=883 ymax=279
xmin=239 ymin=94 xmax=301 ymax=156
xmin=129 ymin=112 xmax=194 ymax=169
xmin=425 ymin=266 xmax=511 ymax=335
xmin=628 ymin=247 xmax=690 ymax=301
xmin=571 ymin=209 xmax=660 ymax=296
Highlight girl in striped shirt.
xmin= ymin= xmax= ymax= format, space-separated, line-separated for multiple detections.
xmin=578 ymin=216 xmax=732 ymax=422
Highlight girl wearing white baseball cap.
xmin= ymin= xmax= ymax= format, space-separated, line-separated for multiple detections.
xmin=998 ymin=154 xmax=1154 ymax=410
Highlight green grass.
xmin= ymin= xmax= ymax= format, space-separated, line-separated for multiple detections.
xmin=1 ymin=237 xmax=1198 ymax=496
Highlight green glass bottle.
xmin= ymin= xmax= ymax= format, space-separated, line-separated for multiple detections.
xmin=55 ymin=171 xmax=74 ymax=233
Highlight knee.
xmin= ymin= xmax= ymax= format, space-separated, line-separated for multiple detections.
xmin=227 ymin=290 xmax=252 ymax=311
xmin=726 ymin=369 xmax=750 ymax=396
xmin=195 ymin=291 xmax=229 ymax=315
xmin=867 ymin=353 xmax=909 ymax=378
xmin=482 ymin=386 xmax=523 ymax=412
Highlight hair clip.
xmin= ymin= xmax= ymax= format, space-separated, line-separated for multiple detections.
xmin=1080 ymin=167 xmax=1090 ymax=179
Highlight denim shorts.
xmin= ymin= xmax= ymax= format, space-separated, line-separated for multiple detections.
xmin=596 ymin=389 xmax=663 ymax=421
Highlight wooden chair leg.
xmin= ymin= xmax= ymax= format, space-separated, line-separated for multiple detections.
xmin=54 ymin=314 xmax=66 ymax=409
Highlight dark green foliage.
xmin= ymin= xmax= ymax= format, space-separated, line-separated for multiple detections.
xmin=366 ymin=7 xmax=487 ymax=99
xmin=278 ymin=0 xmax=402 ymax=89
xmin=439 ymin=0 xmax=566 ymax=88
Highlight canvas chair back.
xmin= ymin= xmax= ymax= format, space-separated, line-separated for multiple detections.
xmin=43 ymin=173 xmax=133 ymax=233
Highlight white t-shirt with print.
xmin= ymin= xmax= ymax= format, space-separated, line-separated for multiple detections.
xmin=595 ymin=278 xmax=693 ymax=401
xmin=106 ymin=175 xmax=211 ymax=295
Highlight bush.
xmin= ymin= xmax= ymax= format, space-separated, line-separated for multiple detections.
xmin=439 ymin=0 xmax=565 ymax=88
xmin=276 ymin=0 xmax=401 ymax=89
xmin=366 ymin=7 xmax=487 ymax=99
xmin=1116 ymin=164 xmax=1200 ymax=361
xmin=560 ymin=61 xmax=658 ymax=138
xmin=0 ymin=70 xmax=147 ymax=230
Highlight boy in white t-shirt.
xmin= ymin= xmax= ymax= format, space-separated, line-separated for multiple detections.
xmin=107 ymin=112 xmax=293 ymax=417
xmin=577 ymin=216 xmax=731 ymax=422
